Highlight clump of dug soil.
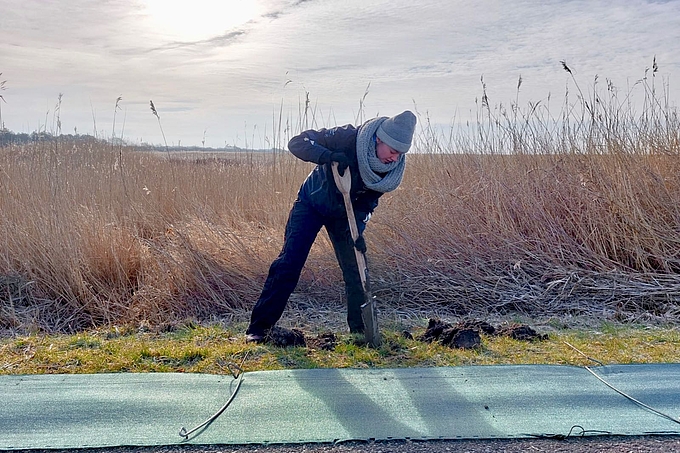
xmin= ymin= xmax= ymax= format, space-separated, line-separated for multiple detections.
xmin=256 ymin=319 xmax=546 ymax=350
xmin=496 ymin=323 xmax=549 ymax=341
xmin=418 ymin=318 xmax=483 ymax=349
xmin=260 ymin=328 xmax=339 ymax=349
xmin=418 ymin=318 xmax=547 ymax=349
xmin=264 ymin=326 xmax=306 ymax=347
xmin=306 ymin=332 xmax=338 ymax=350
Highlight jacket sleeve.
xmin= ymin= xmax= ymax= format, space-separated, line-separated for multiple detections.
xmin=354 ymin=210 xmax=371 ymax=235
xmin=287 ymin=124 xmax=357 ymax=163
xmin=353 ymin=190 xmax=382 ymax=235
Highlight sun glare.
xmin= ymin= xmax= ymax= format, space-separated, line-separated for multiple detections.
xmin=141 ymin=0 xmax=260 ymax=42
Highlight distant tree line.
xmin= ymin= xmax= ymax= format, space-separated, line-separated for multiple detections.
xmin=0 ymin=128 xmax=105 ymax=147
xmin=0 ymin=127 xmax=278 ymax=152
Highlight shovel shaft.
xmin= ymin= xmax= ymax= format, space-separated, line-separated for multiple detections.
xmin=339 ymin=191 xmax=368 ymax=287
xmin=331 ymin=162 xmax=380 ymax=347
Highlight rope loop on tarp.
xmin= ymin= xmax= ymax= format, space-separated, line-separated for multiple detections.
xmin=583 ymin=365 xmax=680 ymax=426
xmin=564 ymin=341 xmax=680 ymax=426
xmin=178 ymin=363 xmax=244 ymax=439
xmin=529 ymin=424 xmax=612 ymax=439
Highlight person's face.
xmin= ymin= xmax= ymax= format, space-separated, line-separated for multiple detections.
xmin=375 ymin=137 xmax=402 ymax=163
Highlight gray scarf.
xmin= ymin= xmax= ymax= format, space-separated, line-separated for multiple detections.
xmin=356 ymin=117 xmax=406 ymax=193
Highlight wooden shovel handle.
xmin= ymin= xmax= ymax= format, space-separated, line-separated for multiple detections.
xmin=331 ymin=162 xmax=380 ymax=347
xmin=331 ymin=163 xmax=360 ymax=242
xmin=331 ymin=162 xmax=366 ymax=287
xmin=332 ymin=161 xmax=353 ymax=194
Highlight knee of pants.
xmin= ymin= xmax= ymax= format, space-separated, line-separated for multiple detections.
xmin=270 ymin=252 xmax=307 ymax=277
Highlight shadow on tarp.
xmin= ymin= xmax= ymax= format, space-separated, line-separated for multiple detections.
xmin=1 ymin=364 xmax=679 ymax=450
xmin=293 ymin=367 xmax=501 ymax=440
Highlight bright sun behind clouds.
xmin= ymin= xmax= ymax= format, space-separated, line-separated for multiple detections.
xmin=141 ymin=0 xmax=261 ymax=42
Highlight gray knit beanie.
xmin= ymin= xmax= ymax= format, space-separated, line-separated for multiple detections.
xmin=376 ymin=110 xmax=417 ymax=153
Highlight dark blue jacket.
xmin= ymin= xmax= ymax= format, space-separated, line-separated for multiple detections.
xmin=288 ymin=124 xmax=383 ymax=232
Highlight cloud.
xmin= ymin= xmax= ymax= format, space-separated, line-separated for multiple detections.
xmin=1 ymin=0 xmax=679 ymax=146
xmin=146 ymin=30 xmax=247 ymax=53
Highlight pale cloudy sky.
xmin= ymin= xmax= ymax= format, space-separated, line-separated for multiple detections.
xmin=1 ymin=0 xmax=678 ymax=147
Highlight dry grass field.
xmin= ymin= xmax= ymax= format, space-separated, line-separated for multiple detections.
xmin=1 ymin=77 xmax=679 ymax=335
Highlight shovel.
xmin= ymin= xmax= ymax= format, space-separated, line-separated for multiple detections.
xmin=331 ymin=162 xmax=380 ymax=347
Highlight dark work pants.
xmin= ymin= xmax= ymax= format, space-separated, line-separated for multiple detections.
xmin=247 ymin=198 xmax=366 ymax=336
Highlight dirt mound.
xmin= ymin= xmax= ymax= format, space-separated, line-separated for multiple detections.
xmin=264 ymin=326 xmax=306 ymax=347
xmin=495 ymin=323 xmax=548 ymax=341
xmin=441 ymin=328 xmax=481 ymax=349
xmin=418 ymin=318 xmax=449 ymax=343
xmin=259 ymin=329 xmax=341 ymax=349
xmin=306 ymin=332 xmax=338 ymax=350
xmin=418 ymin=319 xmax=482 ymax=349
xmin=418 ymin=318 xmax=547 ymax=348
xmin=256 ymin=319 xmax=546 ymax=349
xmin=402 ymin=330 xmax=414 ymax=340
xmin=457 ymin=319 xmax=496 ymax=335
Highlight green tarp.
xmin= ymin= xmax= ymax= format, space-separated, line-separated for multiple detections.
xmin=2 ymin=364 xmax=680 ymax=450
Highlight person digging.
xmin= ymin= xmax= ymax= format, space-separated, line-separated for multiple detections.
xmin=245 ymin=110 xmax=417 ymax=345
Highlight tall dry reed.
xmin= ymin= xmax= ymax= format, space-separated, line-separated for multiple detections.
xmin=1 ymin=72 xmax=679 ymax=333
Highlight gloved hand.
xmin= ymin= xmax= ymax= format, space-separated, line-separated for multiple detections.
xmin=354 ymin=235 xmax=367 ymax=254
xmin=329 ymin=152 xmax=349 ymax=176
